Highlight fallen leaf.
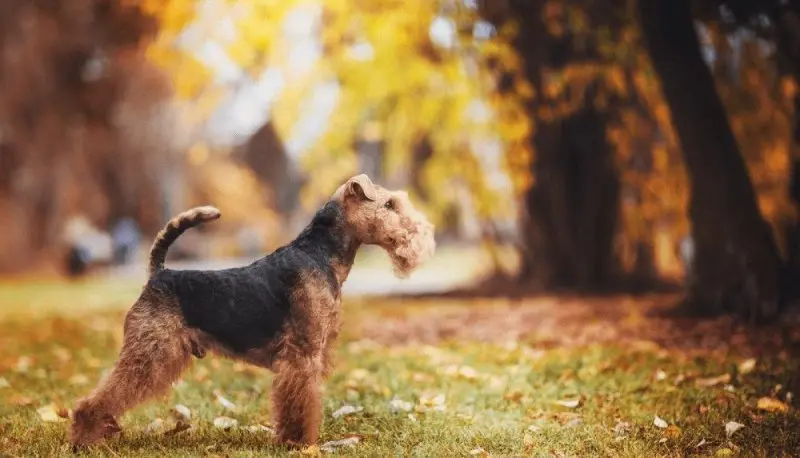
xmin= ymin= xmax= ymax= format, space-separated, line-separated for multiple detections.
xmin=738 ymin=358 xmax=756 ymax=375
xmin=213 ymin=416 xmax=239 ymax=429
xmin=657 ymin=437 xmax=668 ymax=444
xmin=756 ymin=396 xmax=789 ymax=413
xmin=332 ymin=405 xmax=363 ymax=419
xmin=37 ymin=405 xmax=65 ymax=423
xmin=695 ymin=438 xmax=707 ymax=448
xmin=468 ymin=447 xmax=489 ymax=457
xmin=145 ymin=418 xmax=166 ymax=433
xmin=418 ymin=393 xmax=446 ymax=411
xmin=696 ymin=374 xmax=731 ymax=388
xmin=0 ymin=377 xmax=9 ymax=388
xmin=172 ymin=404 xmax=191 ymax=421
xmin=244 ymin=424 xmax=274 ymax=433
xmin=213 ymin=390 xmax=237 ymax=410
xmin=613 ymin=420 xmax=631 ymax=437
xmin=319 ymin=437 xmax=360 ymax=452
xmin=554 ymin=398 xmax=581 ymax=408
xmin=654 ymin=416 xmax=668 ymax=429
xmin=654 ymin=369 xmax=667 ymax=381
xmin=716 ymin=448 xmax=734 ymax=456
xmin=724 ymin=421 xmax=744 ymax=437
xmin=673 ymin=374 xmax=687 ymax=385
xmin=388 ymin=399 xmax=413 ymax=413
xmin=663 ymin=425 xmax=681 ymax=439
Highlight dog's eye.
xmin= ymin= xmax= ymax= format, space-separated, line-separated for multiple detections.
xmin=384 ymin=200 xmax=394 ymax=211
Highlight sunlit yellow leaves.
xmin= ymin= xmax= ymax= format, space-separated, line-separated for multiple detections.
xmin=756 ymin=396 xmax=790 ymax=413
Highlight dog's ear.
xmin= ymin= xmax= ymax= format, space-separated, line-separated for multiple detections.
xmin=345 ymin=174 xmax=377 ymax=201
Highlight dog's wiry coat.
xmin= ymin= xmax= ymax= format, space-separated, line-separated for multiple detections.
xmin=69 ymin=174 xmax=435 ymax=450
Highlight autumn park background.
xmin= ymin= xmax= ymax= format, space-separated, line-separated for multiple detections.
xmin=1 ymin=0 xmax=800 ymax=456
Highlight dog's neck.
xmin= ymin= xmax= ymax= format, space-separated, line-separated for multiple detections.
xmin=292 ymin=201 xmax=361 ymax=287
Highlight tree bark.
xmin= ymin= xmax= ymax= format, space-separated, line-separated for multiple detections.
xmin=638 ymin=0 xmax=783 ymax=321
xmin=486 ymin=0 xmax=622 ymax=292
xmin=776 ymin=4 xmax=800 ymax=302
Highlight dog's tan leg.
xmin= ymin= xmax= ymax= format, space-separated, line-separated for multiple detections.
xmin=70 ymin=303 xmax=191 ymax=448
xmin=271 ymin=357 xmax=323 ymax=447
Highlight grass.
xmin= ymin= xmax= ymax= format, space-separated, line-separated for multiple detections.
xmin=0 ymin=279 xmax=798 ymax=457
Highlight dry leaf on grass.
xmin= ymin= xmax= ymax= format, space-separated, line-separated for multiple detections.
xmin=469 ymin=446 xmax=489 ymax=457
xmin=332 ymin=405 xmax=363 ymax=419
xmin=145 ymin=418 xmax=166 ymax=433
xmin=613 ymin=420 xmax=631 ymax=437
xmin=388 ymin=399 xmax=413 ymax=413
xmin=319 ymin=437 xmax=360 ymax=452
xmin=37 ymin=405 xmax=66 ymax=423
xmin=503 ymin=391 xmax=524 ymax=403
xmin=417 ymin=393 xmax=446 ymax=412
xmin=172 ymin=404 xmax=192 ymax=421
xmin=213 ymin=416 xmax=239 ymax=429
xmin=554 ymin=398 xmax=581 ymax=408
xmin=653 ymin=416 xmax=668 ymax=429
xmin=244 ymin=424 xmax=274 ymax=434
xmin=696 ymin=374 xmax=731 ymax=388
xmin=213 ymin=390 xmax=237 ymax=410
xmin=443 ymin=365 xmax=480 ymax=380
xmin=756 ymin=397 xmax=789 ymax=413
xmin=663 ymin=425 xmax=681 ymax=439
xmin=654 ymin=369 xmax=667 ymax=382
xmin=738 ymin=358 xmax=756 ymax=375
xmin=695 ymin=438 xmax=707 ymax=448
xmin=724 ymin=421 xmax=744 ymax=437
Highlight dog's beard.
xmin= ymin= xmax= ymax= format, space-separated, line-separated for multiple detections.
xmin=387 ymin=221 xmax=436 ymax=279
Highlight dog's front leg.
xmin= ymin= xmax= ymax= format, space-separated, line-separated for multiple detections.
xmin=271 ymin=355 xmax=323 ymax=447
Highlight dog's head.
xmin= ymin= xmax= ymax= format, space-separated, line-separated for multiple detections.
xmin=333 ymin=174 xmax=436 ymax=277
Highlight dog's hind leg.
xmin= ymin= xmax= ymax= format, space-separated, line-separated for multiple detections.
xmin=70 ymin=300 xmax=192 ymax=448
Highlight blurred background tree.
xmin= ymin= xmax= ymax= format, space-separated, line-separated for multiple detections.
xmin=1 ymin=0 xmax=798 ymax=322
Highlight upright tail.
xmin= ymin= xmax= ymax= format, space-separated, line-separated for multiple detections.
xmin=148 ymin=206 xmax=221 ymax=276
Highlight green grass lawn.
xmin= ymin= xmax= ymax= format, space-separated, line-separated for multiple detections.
xmin=0 ymin=280 xmax=798 ymax=457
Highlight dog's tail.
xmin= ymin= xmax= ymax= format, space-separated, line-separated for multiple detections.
xmin=148 ymin=206 xmax=221 ymax=276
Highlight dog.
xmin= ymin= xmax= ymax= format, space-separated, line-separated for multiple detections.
xmin=69 ymin=174 xmax=436 ymax=450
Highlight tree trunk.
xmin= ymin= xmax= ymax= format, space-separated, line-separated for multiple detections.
xmin=519 ymin=106 xmax=621 ymax=291
xmin=638 ymin=0 xmax=783 ymax=321
xmin=493 ymin=0 xmax=622 ymax=292
xmin=777 ymin=4 xmax=800 ymax=303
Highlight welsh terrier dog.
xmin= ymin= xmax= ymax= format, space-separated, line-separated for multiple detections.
xmin=69 ymin=174 xmax=436 ymax=450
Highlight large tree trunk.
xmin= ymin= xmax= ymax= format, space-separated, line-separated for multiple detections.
xmin=489 ymin=0 xmax=622 ymax=292
xmin=776 ymin=4 xmax=800 ymax=303
xmin=638 ymin=0 xmax=783 ymax=321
